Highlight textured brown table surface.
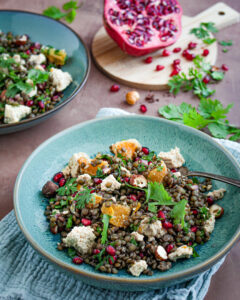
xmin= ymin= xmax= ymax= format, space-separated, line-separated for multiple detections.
xmin=0 ymin=0 xmax=239 ymax=299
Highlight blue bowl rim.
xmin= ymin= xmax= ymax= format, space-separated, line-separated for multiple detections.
xmin=14 ymin=115 xmax=240 ymax=285
xmin=0 ymin=9 xmax=91 ymax=130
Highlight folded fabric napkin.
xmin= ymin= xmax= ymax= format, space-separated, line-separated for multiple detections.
xmin=1 ymin=108 xmax=239 ymax=300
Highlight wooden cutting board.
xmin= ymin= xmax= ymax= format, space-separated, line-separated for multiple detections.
xmin=91 ymin=2 xmax=240 ymax=90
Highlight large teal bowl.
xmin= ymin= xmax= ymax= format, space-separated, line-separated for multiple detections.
xmin=0 ymin=10 xmax=90 ymax=134
xmin=14 ymin=116 xmax=240 ymax=291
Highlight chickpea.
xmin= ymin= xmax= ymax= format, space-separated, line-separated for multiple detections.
xmin=125 ymin=91 xmax=140 ymax=105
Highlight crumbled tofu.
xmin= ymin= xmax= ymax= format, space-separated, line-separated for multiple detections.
xmin=18 ymin=35 xmax=27 ymax=42
xmin=1 ymin=53 xmax=9 ymax=60
xmin=139 ymin=219 xmax=167 ymax=237
xmin=158 ymin=147 xmax=185 ymax=168
xmin=129 ymin=260 xmax=148 ymax=277
xmin=155 ymin=245 xmax=168 ymax=260
xmin=29 ymin=53 xmax=46 ymax=66
xmin=62 ymin=165 xmax=71 ymax=178
xmin=173 ymin=171 xmax=181 ymax=178
xmin=4 ymin=104 xmax=31 ymax=124
xmin=34 ymin=64 xmax=45 ymax=72
xmin=76 ymin=174 xmax=92 ymax=185
xmin=168 ymin=245 xmax=193 ymax=261
xmin=50 ymin=67 xmax=72 ymax=92
xmin=130 ymin=175 xmax=148 ymax=188
xmin=101 ymin=174 xmax=121 ymax=192
xmin=207 ymin=188 xmax=226 ymax=200
xmin=131 ymin=231 xmax=144 ymax=242
xmin=63 ymin=226 xmax=96 ymax=254
xmin=65 ymin=152 xmax=90 ymax=178
xmin=203 ymin=213 xmax=215 ymax=234
xmin=26 ymin=79 xmax=37 ymax=97
xmin=121 ymin=166 xmax=131 ymax=177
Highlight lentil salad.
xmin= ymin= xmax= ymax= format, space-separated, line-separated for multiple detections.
xmin=42 ymin=139 xmax=226 ymax=277
xmin=0 ymin=30 xmax=72 ymax=124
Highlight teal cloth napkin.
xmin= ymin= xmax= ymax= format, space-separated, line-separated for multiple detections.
xmin=1 ymin=108 xmax=240 ymax=300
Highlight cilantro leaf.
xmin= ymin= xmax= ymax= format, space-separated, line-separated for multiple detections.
xmin=190 ymin=22 xmax=218 ymax=39
xmin=211 ymin=71 xmax=224 ymax=81
xmin=198 ymin=99 xmax=232 ymax=120
xmin=57 ymin=178 xmax=78 ymax=196
xmin=43 ymin=6 xmax=67 ymax=19
xmin=142 ymin=151 xmax=156 ymax=161
xmin=63 ymin=1 xmax=79 ymax=10
xmin=67 ymin=247 xmax=76 ymax=258
xmin=28 ymin=69 xmax=49 ymax=84
xmin=75 ymin=187 xmax=91 ymax=209
xmin=170 ymin=199 xmax=188 ymax=227
xmin=201 ymin=22 xmax=218 ymax=33
xmin=208 ymin=122 xmax=230 ymax=139
xmin=66 ymin=215 xmax=73 ymax=228
xmin=101 ymin=214 xmax=111 ymax=244
xmin=219 ymin=40 xmax=233 ymax=46
xmin=203 ymin=38 xmax=216 ymax=45
xmin=183 ymin=109 xmax=210 ymax=129
xmin=65 ymin=9 xmax=77 ymax=23
xmin=147 ymin=182 xmax=173 ymax=203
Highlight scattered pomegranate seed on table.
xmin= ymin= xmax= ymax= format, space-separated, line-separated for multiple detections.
xmin=72 ymin=257 xmax=83 ymax=264
xmin=162 ymin=49 xmax=171 ymax=57
xmin=156 ymin=65 xmax=165 ymax=71
xmin=173 ymin=47 xmax=181 ymax=53
xmin=81 ymin=218 xmax=92 ymax=226
xmin=202 ymin=75 xmax=211 ymax=84
xmin=110 ymin=84 xmax=120 ymax=92
xmin=173 ymin=59 xmax=181 ymax=65
xmin=222 ymin=64 xmax=229 ymax=71
xmin=58 ymin=178 xmax=66 ymax=187
xmin=140 ymin=104 xmax=147 ymax=113
xmin=145 ymin=56 xmax=153 ymax=64
xmin=202 ymin=49 xmax=209 ymax=57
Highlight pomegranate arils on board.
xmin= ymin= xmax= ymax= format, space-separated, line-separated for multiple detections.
xmin=173 ymin=59 xmax=180 ymax=65
xmin=156 ymin=64 xmax=165 ymax=71
xmin=140 ymin=104 xmax=147 ymax=113
xmin=173 ymin=47 xmax=181 ymax=53
xmin=162 ymin=49 xmax=171 ymax=57
xmin=182 ymin=49 xmax=196 ymax=61
xmin=104 ymin=0 xmax=183 ymax=56
xmin=202 ymin=49 xmax=209 ymax=57
xmin=222 ymin=64 xmax=229 ymax=71
xmin=188 ymin=42 xmax=197 ymax=50
xmin=145 ymin=56 xmax=153 ymax=63
xmin=110 ymin=84 xmax=120 ymax=92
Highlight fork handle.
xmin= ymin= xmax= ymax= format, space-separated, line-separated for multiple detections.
xmin=188 ymin=171 xmax=240 ymax=188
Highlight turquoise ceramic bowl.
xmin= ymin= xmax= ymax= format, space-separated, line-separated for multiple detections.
xmin=0 ymin=10 xmax=90 ymax=134
xmin=14 ymin=116 xmax=240 ymax=291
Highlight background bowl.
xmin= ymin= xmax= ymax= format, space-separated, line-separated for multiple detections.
xmin=14 ymin=116 xmax=240 ymax=291
xmin=0 ymin=10 xmax=90 ymax=134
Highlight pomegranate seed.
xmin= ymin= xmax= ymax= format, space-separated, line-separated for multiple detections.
xmin=72 ymin=256 xmax=83 ymax=264
xmin=26 ymin=100 xmax=34 ymax=107
xmin=171 ymin=169 xmax=177 ymax=173
xmin=173 ymin=59 xmax=181 ymax=65
xmin=26 ymin=50 xmax=30 ymax=55
xmin=109 ymin=255 xmax=116 ymax=265
xmin=41 ymin=64 xmax=46 ymax=69
xmin=186 ymin=52 xmax=196 ymax=61
xmin=72 ymin=191 xmax=78 ymax=197
xmin=124 ymin=177 xmax=130 ymax=182
xmin=38 ymin=100 xmax=45 ymax=109
xmin=173 ymin=47 xmax=181 ymax=53
xmin=207 ymin=196 xmax=214 ymax=205
xmin=81 ymin=218 xmax=92 ymax=226
xmin=34 ymin=42 xmax=41 ymax=49
xmin=53 ymin=172 xmax=63 ymax=182
xmin=142 ymin=147 xmax=149 ymax=155
xmin=130 ymin=194 xmax=137 ymax=201
xmin=191 ymin=226 xmax=198 ymax=233
xmin=140 ymin=104 xmax=147 ymax=113
xmin=106 ymin=245 xmax=116 ymax=256
xmin=188 ymin=42 xmax=197 ymax=50
xmin=94 ymin=178 xmax=102 ymax=184
xmin=222 ymin=64 xmax=229 ymax=71
xmin=192 ymin=209 xmax=198 ymax=215
xmin=145 ymin=56 xmax=153 ymax=64
xmin=156 ymin=64 xmax=165 ymax=71
xmin=162 ymin=49 xmax=171 ymax=57
xmin=139 ymin=252 xmax=144 ymax=258
xmin=93 ymin=249 xmax=100 ymax=255
xmin=162 ymin=221 xmax=173 ymax=229
xmin=170 ymin=68 xmax=180 ymax=77
xmin=110 ymin=84 xmax=120 ymax=92
xmin=202 ymin=49 xmax=209 ymax=57
xmin=58 ymin=178 xmax=66 ymax=187
xmin=188 ymin=241 xmax=193 ymax=246
xmin=166 ymin=244 xmax=174 ymax=253
xmin=52 ymin=95 xmax=59 ymax=101
xmin=157 ymin=211 xmax=166 ymax=220
xmin=202 ymin=75 xmax=211 ymax=84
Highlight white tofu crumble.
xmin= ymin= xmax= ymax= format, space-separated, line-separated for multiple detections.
xmin=203 ymin=213 xmax=215 ymax=234
xmin=101 ymin=174 xmax=121 ymax=192
xmin=62 ymin=152 xmax=90 ymax=178
xmin=207 ymin=188 xmax=226 ymax=200
xmin=26 ymin=79 xmax=37 ymax=97
xmin=50 ymin=67 xmax=73 ymax=92
xmin=29 ymin=53 xmax=46 ymax=66
xmin=63 ymin=226 xmax=96 ymax=254
xmin=18 ymin=35 xmax=27 ymax=42
xmin=139 ymin=219 xmax=167 ymax=237
xmin=13 ymin=54 xmax=25 ymax=65
xmin=131 ymin=231 xmax=144 ymax=242
xmin=168 ymin=245 xmax=193 ymax=261
xmin=34 ymin=65 xmax=45 ymax=72
xmin=4 ymin=104 xmax=31 ymax=124
xmin=131 ymin=175 xmax=148 ymax=188
xmin=155 ymin=245 xmax=168 ymax=261
xmin=129 ymin=260 xmax=148 ymax=277
xmin=158 ymin=147 xmax=185 ymax=169
xmin=76 ymin=174 xmax=92 ymax=185
xmin=120 ymin=166 xmax=131 ymax=177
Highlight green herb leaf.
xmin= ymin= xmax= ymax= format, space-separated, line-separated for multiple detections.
xmin=170 ymin=199 xmax=188 ymax=227
xmin=63 ymin=0 xmax=79 ymax=10
xmin=75 ymin=187 xmax=91 ymax=209
xmin=190 ymin=22 xmax=218 ymax=40
xmin=199 ymin=207 xmax=210 ymax=220
xmin=99 ymin=154 xmax=113 ymax=164
xmin=101 ymin=214 xmax=111 ymax=244
xmin=43 ymin=6 xmax=67 ymax=19
xmin=203 ymin=38 xmax=216 ymax=45
xmin=142 ymin=151 xmax=156 ymax=161
xmin=28 ymin=69 xmax=49 ymax=84
xmin=198 ymin=98 xmax=232 ymax=120
xmin=66 ymin=215 xmax=73 ymax=228
xmin=211 ymin=71 xmax=224 ymax=81
xmin=222 ymin=48 xmax=228 ymax=53
xmin=57 ymin=178 xmax=78 ymax=196
xmin=67 ymin=247 xmax=76 ymax=258
xmin=65 ymin=9 xmax=77 ymax=23
xmin=219 ymin=40 xmax=233 ymax=46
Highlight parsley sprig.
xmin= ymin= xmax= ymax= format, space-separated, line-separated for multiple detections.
xmin=57 ymin=178 xmax=78 ymax=196
xmin=101 ymin=214 xmax=111 ymax=244
xmin=75 ymin=187 xmax=92 ymax=209
xmin=190 ymin=22 xmax=218 ymax=41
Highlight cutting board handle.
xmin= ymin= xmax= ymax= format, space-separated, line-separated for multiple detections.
xmin=192 ymin=2 xmax=240 ymax=30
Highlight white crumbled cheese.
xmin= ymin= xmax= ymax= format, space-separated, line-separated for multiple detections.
xmin=155 ymin=245 xmax=168 ymax=260
xmin=1 ymin=53 xmax=9 ymax=60
xmin=13 ymin=54 xmax=25 ymax=65
xmin=101 ymin=174 xmax=121 ymax=192
xmin=4 ymin=104 xmax=31 ymax=124
xmin=20 ymin=65 xmax=27 ymax=72
xmin=76 ymin=174 xmax=92 ymax=185
xmin=131 ymin=175 xmax=147 ymax=188
xmin=29 ymin=53 xmax=46 ymax=66
xmin=139 ymin=219 xmax=167 ymax=237
xmin=203 ymin=213 xmax=215 ymax=234
xmin=62 ymin=165 xmax=71 ymax=177
xmin=207 ymin=188 xmax=226 ymax=200
xmin=50 ymin=67 xmax=72 ymax=92
xmin=18 ymin=35 xmax=27 ymax=42
xmin=168 ymin=245 xmax=193 ymax=261
xmin=65 ymin=152 xmax=90 ymax=178
xmin=129 ymin=260 xmax=147 ymax=277
xmin=131 ymin=231 xmax=144 ymax=242
xmin=51 ymin=209 xmax=60 ymax=216
xmin=26 ymin=79 xmax=37 ymax=97
xmin=63 ymin=226 xmax=96 ymax=254
xmin=158 ymin=147 xmax=185 ymax=169
xmin=34 ymin=64 xmax=45 ymax=72
xmin=121 ymin=166 xmax=131 ymax=177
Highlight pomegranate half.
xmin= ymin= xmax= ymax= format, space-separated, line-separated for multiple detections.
xmin=103 ymin=0 xmax=183 ymax=56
